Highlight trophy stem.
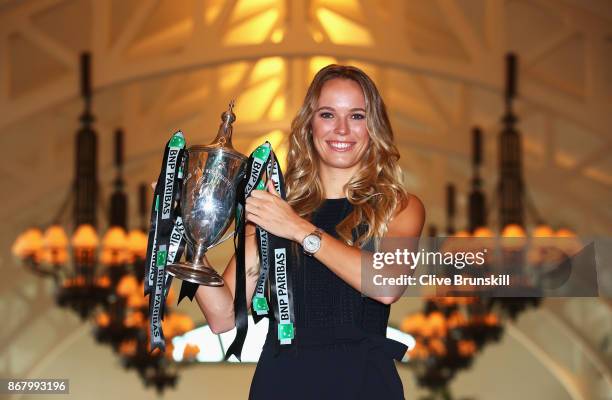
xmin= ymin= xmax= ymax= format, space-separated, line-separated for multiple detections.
xmin=193 ymin=244 xmax=207 ymax=267
xmin=165 ymin=244 xmax=224 ymax=287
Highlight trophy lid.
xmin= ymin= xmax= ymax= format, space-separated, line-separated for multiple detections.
xmin=189 ymin=100 xmax=246 ymax=160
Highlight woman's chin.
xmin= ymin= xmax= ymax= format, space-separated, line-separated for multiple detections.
xmin=320 ymin=158 xmax=361 ymax=170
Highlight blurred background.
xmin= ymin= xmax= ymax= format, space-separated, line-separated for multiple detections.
xmin=1 ymin=0 xmax=611 ymax=399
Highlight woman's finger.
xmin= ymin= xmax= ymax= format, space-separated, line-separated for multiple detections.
xmin=245 ymin=204 xmax=261 ymax=218
xmin=151 ymin=181 xmax=156 ymax=190
xmin=267 ymin=179 xmax=280 ymax=197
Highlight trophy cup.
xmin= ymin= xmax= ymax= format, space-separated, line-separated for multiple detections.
xmin=166 ymin=101 xmax=247 ymax=286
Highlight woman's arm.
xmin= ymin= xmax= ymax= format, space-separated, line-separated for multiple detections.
xmin=193 ymin=222 xmax=261 ymax=334
xmin=246 ymin=181 xmax=426 ymax=305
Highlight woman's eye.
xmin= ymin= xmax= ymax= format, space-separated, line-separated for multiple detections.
xmin=319 ymin=112 xmax=334 ymax=119
xmin=351 ymin=113 xmax=365 ymax=120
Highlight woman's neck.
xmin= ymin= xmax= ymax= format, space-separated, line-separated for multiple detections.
xmin=318 ymin=163 xmax=358 ymax=198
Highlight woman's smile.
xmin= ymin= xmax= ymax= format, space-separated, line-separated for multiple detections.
xmin=326 ymin=140 xmax=356 ymax=152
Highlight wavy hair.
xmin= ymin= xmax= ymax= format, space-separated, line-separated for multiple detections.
xmin=284 ymin=64 xmax=409 ymax=248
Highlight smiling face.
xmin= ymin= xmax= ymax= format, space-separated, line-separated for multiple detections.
xmin=311 ymin=78 xmax=370 ymax=173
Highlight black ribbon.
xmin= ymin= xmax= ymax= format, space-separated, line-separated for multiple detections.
xmin=145 ymin=131 xmax=186 ymax=353
xmin=225 ymin=143 xmax=295 ymax=360
xmin=224 ymin=166 xmax=248 ymax=361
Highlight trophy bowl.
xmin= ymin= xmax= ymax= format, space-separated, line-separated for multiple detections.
xmin=166 ymin=103 xmax=247 ymax=286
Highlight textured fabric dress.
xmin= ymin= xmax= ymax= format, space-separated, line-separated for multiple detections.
xmin=248 ymin=198 xmax=407 ymax=400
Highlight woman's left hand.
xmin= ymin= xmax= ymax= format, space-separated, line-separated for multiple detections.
xmin=245 ymin=180 xmax=311 ymax=242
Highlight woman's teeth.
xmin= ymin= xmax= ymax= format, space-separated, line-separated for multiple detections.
xmin=327 ymin=141 xmax=356 ymax=152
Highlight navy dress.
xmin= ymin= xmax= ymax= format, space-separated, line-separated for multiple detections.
xmin=249 ymin=198 xmax=407 ymax=400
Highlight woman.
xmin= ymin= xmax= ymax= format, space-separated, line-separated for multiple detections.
xmin=195 ymin=64 xmax=425 ymax=399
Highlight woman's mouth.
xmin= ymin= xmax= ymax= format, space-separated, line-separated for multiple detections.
xmin=326 ymin=141 xmax=356 ymax=152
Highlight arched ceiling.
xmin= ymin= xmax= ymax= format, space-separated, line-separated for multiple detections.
xmin=1 ymin=2 xmax=611 ymax=398
xmin=0 ymin=0 xmax=611 ymax=234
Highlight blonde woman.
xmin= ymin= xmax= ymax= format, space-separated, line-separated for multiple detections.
xmin=195 ymin=65 xmax=425 ymax=399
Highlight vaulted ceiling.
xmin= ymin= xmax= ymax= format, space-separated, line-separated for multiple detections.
xmin=1 ymin=0 xmax=611 ymax=236
xmin=1 ymin=2 xmax=611 ymax=398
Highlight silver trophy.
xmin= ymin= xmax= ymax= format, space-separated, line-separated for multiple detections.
xmin=166 ymin=101 xmax=247 ymax=286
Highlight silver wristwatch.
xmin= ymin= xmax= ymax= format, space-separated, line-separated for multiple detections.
xmin=302 ymin=228 xmax=323 ymax=256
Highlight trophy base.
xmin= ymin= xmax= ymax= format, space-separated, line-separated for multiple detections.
xmin=166 ymin=263 xmax=224 ymax=287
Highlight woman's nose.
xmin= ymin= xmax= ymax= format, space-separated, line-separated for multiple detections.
xmin=334 ymin=117 xmax=349 ymax=135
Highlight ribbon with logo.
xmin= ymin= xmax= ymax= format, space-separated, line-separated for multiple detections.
xmin=144 ymin=131 xmax=189 ymax=352
xmin=224 ymin=142 xmax=295 ymax=360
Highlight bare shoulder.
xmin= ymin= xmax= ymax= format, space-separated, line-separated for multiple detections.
xmin=386 ymin=193 xmax=426 ymax=237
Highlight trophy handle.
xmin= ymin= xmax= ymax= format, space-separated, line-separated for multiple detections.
xmin=206 ymin=230 xmax=235 ymax=251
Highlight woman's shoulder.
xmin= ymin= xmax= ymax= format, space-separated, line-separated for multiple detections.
xmin=386 ymin=193 xmax=426 ymax=237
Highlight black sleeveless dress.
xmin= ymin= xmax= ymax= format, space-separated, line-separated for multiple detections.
xmin=248 ymin=198 xmax=407 ymax=400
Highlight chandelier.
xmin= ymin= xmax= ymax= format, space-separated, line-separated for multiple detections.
xmin=402 ymin=296 xmax=502 ymax=397
xmin=443 ymin=54 xmax=586 ymax=320
xmin=401 ymin=53 xmax=585 ymax=398
xmin=11 ymin=52 xmax=195 ymax=394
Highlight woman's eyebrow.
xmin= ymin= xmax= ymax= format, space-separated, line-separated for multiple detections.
xmin=314 ymin=106 xmax=365 ymax=112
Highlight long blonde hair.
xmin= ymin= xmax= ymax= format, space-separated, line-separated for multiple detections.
xmin=285 ymin=64 xmax=408 ymax=248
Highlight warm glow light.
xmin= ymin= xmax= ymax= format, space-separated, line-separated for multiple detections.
xmin=230 ymin=0 xmax=278 ymax=22
xmin=204 ymin=0 xmax=224 ymax=24
xmin=270 ymin=28 xmax=284 ymax=43
xmin=117 ymin=275 xmax=139 ymax=297
xmin=97 ymin=275 xmax=111 ymax=288
xmin=312 ymin=30 xmax=324 ymax=43
xmin=400 ymin=313 xmax=426 ymax=335
xmin=71 ymin=224 xmax=99 ymax=249
xmin=309 ymin=56 xmax=337 ymax=79
xmin=96 ymin=312 xmax=110 ymax=328
xmin=447 ymin=312 xmax=467 ymax=329
xmin=501 ymin=223 xmax=527 ymax=250
xmin=166 ymin=286 xmax=176 ymax=305
xmin=316 ymin=8 xmax=373 ymax=45
xmin=555 ymin=228 xmax=576 ymax=237
xmin=219 ymin=62 xmax=249 ymax=91
xmin=102 ymin=227 xmax=128 ymax=251
xmin=128 ymin=19 xmax=193 ymax=58
xmin=484 ymin=313 xmax=499 ymax=326
xmin=162 ymin=313 xmax=195 ymax=338
xmin=251 ymin=57 xmax=284 ymax=83
xmin=532 ymin=224 xmax=554 ymax=237
xmin=427 ymin=312 xmax=447 ymax=337
xmin=555 ymin=228 xmax=582 ymax=255
xmin=429 ymin=338 xmax=446 ymax=356
xmin=127 ymin=229 xmax=148 ymax=260
xmin=441 ymin=229 xmax=470 ymax=254
xmin=12 ymin=228 xmax=44 ymax=259
xmin=101 ymin=227 xmax=128 ymax=266
xmin=408 ymin=341 xmax=428 ymax=359
xmin=125 ymin=312 xmax=145 ymax=328
xmin=454 ymin=230 xmax=471 ymax=238
xmin=458 ymin=340 xmax=476 ymax=356
xmin=183 ymin=344 xmax=200 ymax=360
xmin=40 ymin=225 xmax=69 ymax=265
xmin=41 ymin=248 xmax=68 ymax=265
xmin=127 ymin=292 xmax=148 ymax=308
xmin=473 ymin=227 xmax=494 ymax=237
xmin=43 ymin=225 xmax=69 ymax=250
xmin=268 ymin=96 xmax=285 ymax=120
xmin=224 ymin=7 xmax=279 ymax=45
xmin=236 ymin=58 xmax=284 ymax=122
xmin=119 ymin=340 xmax=137 ymax=356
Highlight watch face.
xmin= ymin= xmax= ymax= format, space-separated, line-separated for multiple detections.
xmin=304 ymin=234 xmax=321 ymax=253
